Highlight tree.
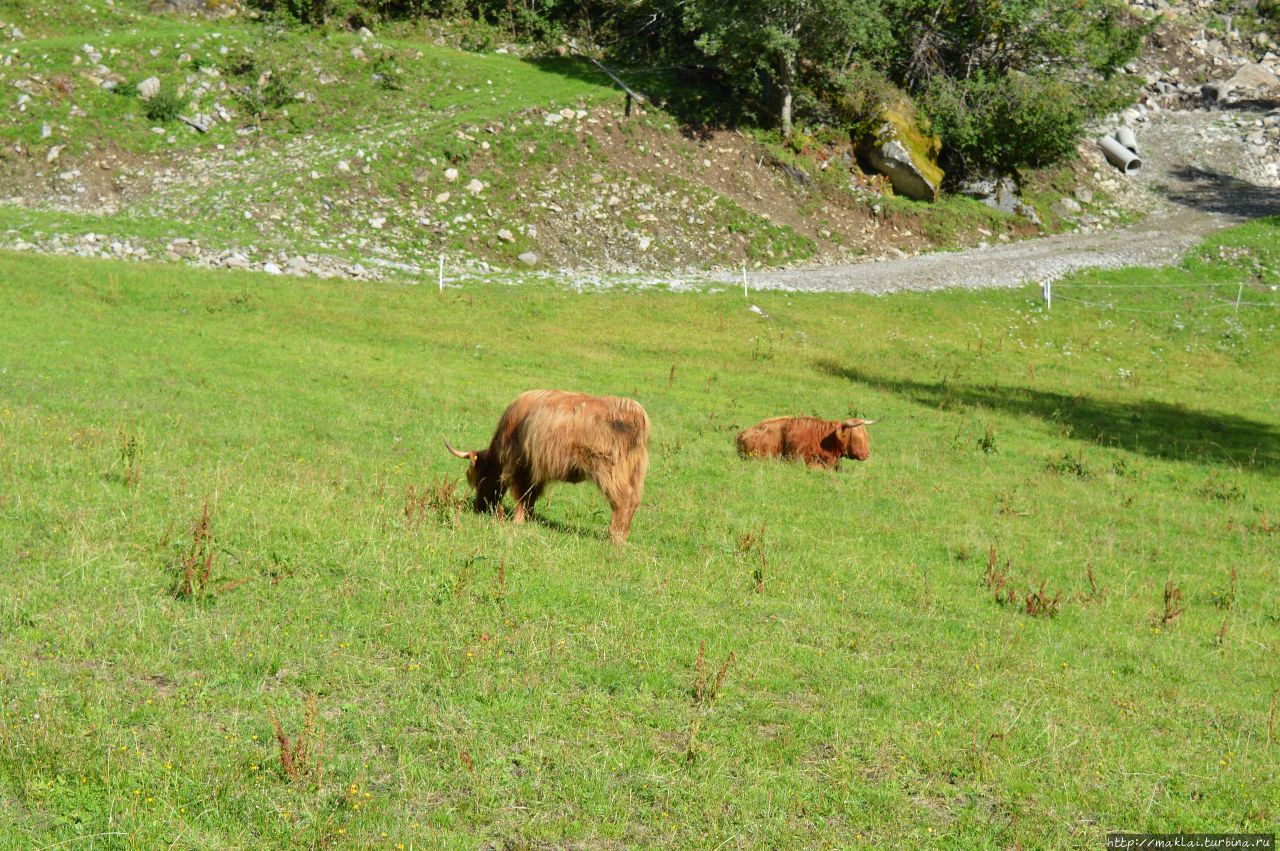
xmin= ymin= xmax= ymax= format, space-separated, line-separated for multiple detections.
xmin=683 ymin=0 xmax=890 ymax=136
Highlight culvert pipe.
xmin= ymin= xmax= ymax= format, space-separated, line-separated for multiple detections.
xmin=1099 ymin=135 xmax=1142 ymax=174
xmin=1114 ymin=126 xmax=1139 ymax=154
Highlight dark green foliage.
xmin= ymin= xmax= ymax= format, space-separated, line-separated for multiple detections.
xmin=235 ymin=0 xmax=1148 ymax=174
xmin=371 ymin=53 xmax=404 ymax=90
xmin=924 ymin=73 xmax=1087 ymax=173
xmin=143 ymin=90 xmax=188 ymax=123
xmin=236 ymin=69 xmax=295 ymax=119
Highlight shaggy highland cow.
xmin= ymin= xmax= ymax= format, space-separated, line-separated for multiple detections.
xmin=446 ymin=390 xmax=650 ymax=543
xmin=736 ymin=416 xmax=877 ymax=469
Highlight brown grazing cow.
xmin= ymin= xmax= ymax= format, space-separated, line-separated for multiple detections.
xmin=446 ymin=390 xmax=650 ymax=543
xmin=736 ymin=416 xmax=877 ymax=468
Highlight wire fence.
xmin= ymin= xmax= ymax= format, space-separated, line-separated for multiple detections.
xmin=1041 ymin=279 xmax=1280 ymax=314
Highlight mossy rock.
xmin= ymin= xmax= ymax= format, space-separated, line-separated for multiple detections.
xmin=857 ymin=99 xmax=944 ymax=202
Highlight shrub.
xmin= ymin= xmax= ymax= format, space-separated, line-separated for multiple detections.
xmin=923 ymin=73 xmax=1086 ymax=174
xmin=371 ymin=53 xmax=404 ymax=90
xmin=144 ymin=90 xmax=188 ymax=124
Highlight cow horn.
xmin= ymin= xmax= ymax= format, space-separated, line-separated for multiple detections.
xmin=443 ymin=438 xmax=472 ymax=459
xmin=860 ymin=419 xmax=878 ymax=427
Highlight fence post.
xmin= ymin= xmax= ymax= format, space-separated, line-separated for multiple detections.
xmin=743 ymin=266 xmax=748 ymax=299
xmin=1042 ymin=279 xmax=1052 ymax=311
xmin=438 ymin=254 xmax=444 ymax=294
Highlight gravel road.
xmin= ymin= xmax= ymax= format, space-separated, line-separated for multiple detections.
xmin=739 ymin=108 xmax=1280 ymax=294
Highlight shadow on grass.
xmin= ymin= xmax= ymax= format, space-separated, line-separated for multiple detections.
xmin=818 ymin=360 xmax=1280 ymax=472
xmin=1159 ymin=166 xmax=1280 ymax=220
xmin=524 ymin=55 xmax=751 ymax=138
xmin=529 ymin=512 xmax=599 ymax=541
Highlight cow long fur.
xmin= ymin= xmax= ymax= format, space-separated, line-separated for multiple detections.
xmin=447 ymin=390 xmax=650 ymax=542
xmin=736 ymin=416 xmax=874 ymax=468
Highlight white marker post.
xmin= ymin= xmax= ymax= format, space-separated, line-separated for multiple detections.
xmin=742 ymin=266 xmax=748 ymax=299
xmin=1042 ymin=279 xmax=1052 ymax=312
xmin=438 ymin=254 xmax=444 ymax=294
xmin=1235 ymin=282 xmax=1243 ymax=313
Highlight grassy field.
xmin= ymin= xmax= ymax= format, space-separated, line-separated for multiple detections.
xmin=1 ymin=218 xmax=1278 ymax=848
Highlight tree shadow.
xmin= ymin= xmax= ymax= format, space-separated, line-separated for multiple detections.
xmin=524 ymin=55 xmax=750 ymax=138
xmin=817 ymin=360 xmax=1280 ymax=472
xmin=1158 ymin=166 xmax=1280 ymax=220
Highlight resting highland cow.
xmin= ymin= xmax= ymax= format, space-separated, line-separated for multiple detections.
xmin=446 ymin=390 xmax=650 ymax=543
xmin=736 ymin=416 xmax=877 ymax=469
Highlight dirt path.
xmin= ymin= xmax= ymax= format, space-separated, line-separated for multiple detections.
xmin=740 ymin=108 xmax=1280 ymax=294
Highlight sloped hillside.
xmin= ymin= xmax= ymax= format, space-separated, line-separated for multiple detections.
xmin=0 ymin=1 xmax=1030 ymax=279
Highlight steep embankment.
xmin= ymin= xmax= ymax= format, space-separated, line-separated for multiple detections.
xmin=0 ymin=0 xmax=1032 ymax=280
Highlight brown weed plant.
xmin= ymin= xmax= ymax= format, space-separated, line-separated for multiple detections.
xmin=736 ymin=526 xmax=767 ymax=593
xmin=1268 ymin=691 xmax=1278 ymax=750
xmin=984 ymin=546 xmax=1063 ymax=617
xmin=1212 ymin=567 xmax=1238 ymax=611
xmin=269 ymin=695 xmax=323 ymax=785
xmin=117 ymin=426 xmax=141 ymax=487
xmin=1073 ymin=563 xmax=1105 ymax=605
xmin=173 ymin=501 xmax=215 ymax=600
xmin=1214 ymin=617 xmax=1230 ymax=648
xmin=686 ymin=642 xmax=736 ymax=762
xmin=1159 ymin=580 xmax=1184 ymax=627
xmin=404 ymin=476 xmax=467 ymax=528
xmin=1023 ymin=581 xmax=1063 ymax=618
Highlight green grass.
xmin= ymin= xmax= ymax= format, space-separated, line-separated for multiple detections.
xmin=2 ymin=204 xmax=1279 ymax=846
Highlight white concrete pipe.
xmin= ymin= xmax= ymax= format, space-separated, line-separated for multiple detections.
xmin=1114 ymin=126 xmax=1139 ymax=154
xmin=1099 ymin=135 xmax=1142 ymax=173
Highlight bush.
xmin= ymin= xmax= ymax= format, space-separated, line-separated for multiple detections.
xmin=371 ymin=53 xmax=404 ymax=90
xmin=144 ymin=90 xmax=188 ymax=124
xmin=801 ymin=63 xmax=897 ymax=142
xmin=923 ymin=73 xmax=1087 ymax=174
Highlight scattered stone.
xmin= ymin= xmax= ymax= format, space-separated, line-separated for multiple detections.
xmin=434 ymin=191 xmax=451 ymax=204
xmin=370 ymin=215 xmax=386 ymax=229
xmin=1052 ymin=197 xmax=1082 ymax=218
xmin=465 ymin=178 xmax=484 ymax=194
xmin=262 ymin=261 xmax=282 ymax=275
xmin=518 ymin=251 xmax=538 ymax=266
xmin=137 ymin=76 xmax=161 ymax=100
xmin=444 ymin=167 xmax=458 ymax=182
xmin=496 ymin=228 xmax=514 ymax=242
xmin=1074 ymin=187 xmax=1094 ymax=204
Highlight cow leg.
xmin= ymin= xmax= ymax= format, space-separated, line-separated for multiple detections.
xmin=608 ymin=498 xmax=631 ymax=543
xmin=508 ymin=472 xmax=539 ymax=524
xmin=513 ymin=482 xmax=543 ymax=524
xmin=605 ymin=486 xmax=639 ymax=543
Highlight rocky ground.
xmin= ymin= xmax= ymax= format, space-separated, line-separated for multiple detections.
xmin=0 ymin=0 xmax=1276 ymax=287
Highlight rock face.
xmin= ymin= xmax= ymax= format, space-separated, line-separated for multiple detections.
xmin=137 ymin=77 xmax=161 ymax=100
xmin=857 ymin=101 xmax=944 ymax=202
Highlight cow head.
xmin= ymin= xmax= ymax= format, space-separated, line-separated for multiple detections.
xmin=836 ymin=418 xmax=876 ymax=461
xmin=444 ymin=439 xmax=504 ymax=512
